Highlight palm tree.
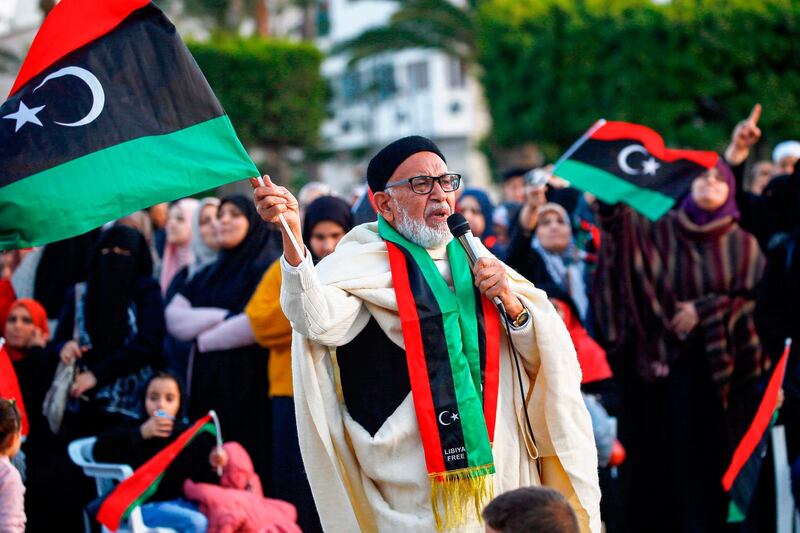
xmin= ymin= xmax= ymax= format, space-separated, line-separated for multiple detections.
xmin=332 ymin=0 xmax=479 ymax=66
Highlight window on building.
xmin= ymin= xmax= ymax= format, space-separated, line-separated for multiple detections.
xmin=406 ymin=61 xmax=429 ymax=91
xmin=446 ymin=57 xmax=466 ymax=88
xmin=368 ymin=64 xmax=396 ymax=101
xmin=340 ymin=70 xmax=362 ymax=106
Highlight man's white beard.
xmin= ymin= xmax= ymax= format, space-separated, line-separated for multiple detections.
xmin=391 ymin=198 xmax=453 ymax=249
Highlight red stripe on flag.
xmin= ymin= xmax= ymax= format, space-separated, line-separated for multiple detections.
xmin=722 ymin=341 xmax=791 ymax=491
xmin=96 ymin=413 xmax=214 ymax=531
xmin=480 ymin=297 xmax=500 ymax=443
xmin=592 ymin=121 xmax=719 ymax=168
xmin=9 ymin=0 xmax=150 ymax=97
xmin=386 ymin=242 xmax=445 ymax=474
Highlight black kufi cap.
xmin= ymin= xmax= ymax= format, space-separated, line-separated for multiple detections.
xmin=367 ymin=136 xmax=446 ymax=192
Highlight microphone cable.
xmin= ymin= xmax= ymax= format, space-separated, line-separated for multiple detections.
xmin=497 ymin=301 xmax=542 ymax=480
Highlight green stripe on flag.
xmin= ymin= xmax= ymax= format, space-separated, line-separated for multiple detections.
xmin=0 ymin=115 xmax=258 ymax=250
xmin=554 ymin=159 xmax=675 ymax=221
xmin=728 ymin=501 xmax=746 ymax=523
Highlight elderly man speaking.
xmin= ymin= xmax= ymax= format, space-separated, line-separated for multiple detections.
xmin=252 ymin=136 xmax=600 ymax=533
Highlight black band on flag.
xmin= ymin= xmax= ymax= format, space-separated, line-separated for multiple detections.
xmin=570 ymin=139 xmax=709 ymax=199
xmin=1 ymin=4 xmax=223 ymax=188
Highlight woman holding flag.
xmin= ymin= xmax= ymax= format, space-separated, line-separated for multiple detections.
xmin=591 ymin=159 xmax=766 ymax=531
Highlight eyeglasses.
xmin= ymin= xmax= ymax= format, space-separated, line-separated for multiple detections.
xmin=384 ymin=173 xmax=462 ymax=195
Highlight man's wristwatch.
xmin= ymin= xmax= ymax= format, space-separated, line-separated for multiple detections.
xmin=509 ymin=307 xmax=530 ymax=329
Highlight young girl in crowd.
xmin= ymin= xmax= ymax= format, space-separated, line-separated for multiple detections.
xmin=0 ymin=398 xmax=25 ymax=533
xmin=93 ymin=371 xmax=226 ymax=533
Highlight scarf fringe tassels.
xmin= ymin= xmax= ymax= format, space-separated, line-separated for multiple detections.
xmin=430 ymin=465 xmax=495 ymax=531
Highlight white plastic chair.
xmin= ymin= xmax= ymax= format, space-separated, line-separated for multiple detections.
xmin=68 ymin=437 xmax=177 ymax=533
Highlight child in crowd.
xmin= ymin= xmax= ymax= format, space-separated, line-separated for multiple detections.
xmin=483 ymin=486 xmax=579 ymax=533
xmin=92 ymin=371 xmax=227 ymax=533
xmin=0 ymin=398 xmax=25 ymax=533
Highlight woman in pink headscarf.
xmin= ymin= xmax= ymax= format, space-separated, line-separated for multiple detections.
xmin=160 ymin=199 xmax=200 ymax=295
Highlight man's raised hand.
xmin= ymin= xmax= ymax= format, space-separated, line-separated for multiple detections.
xmin=251 ymin=174 xmax=301 ymax=232
xmin=250 ymin=174 xmax=306 ymax=266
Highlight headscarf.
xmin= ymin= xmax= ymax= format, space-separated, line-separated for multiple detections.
xmin=302 ymin=196 xmax=354 ymax=264
xmin=116 ymin=210 xmax=159 ymax=268
xmin=773 ymin=140 xmax=800 ymax=164
xmin=189 ymin=197 xmax=221 ymax=279
xmin=532 ymin=203 xmax=589 ymax=321
xmin=160 ymin=198 xmax=200 ymax=293
xmin=85 ymin=225 xmax=153 ymax=355
xmin=678 ymin=160 xmax=740 ymax=226
xmin=182 ymin=195 xmax=282 ymax=312
xmin=457 ymin=188 xmax=497 ymax=242
xmin=3 ymin=298 xmax=49 ymax=362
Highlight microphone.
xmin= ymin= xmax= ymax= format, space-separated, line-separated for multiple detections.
xmin=447 ymin=213 xmax=504 ymax=309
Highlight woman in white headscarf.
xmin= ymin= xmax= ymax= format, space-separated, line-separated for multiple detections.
xmin=160 ymin=199 xmax=200 ymax=295
xmin=162 ymin=197 xmax=220 ymax=378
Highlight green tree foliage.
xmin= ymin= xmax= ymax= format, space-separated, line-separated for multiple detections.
xmin=333 ymin=0 xmax=479 ymax=65
xmin=477 ymin=0 xmax=800 ymax=158
xmin=189 ymin=37 xmax=326 ymax=148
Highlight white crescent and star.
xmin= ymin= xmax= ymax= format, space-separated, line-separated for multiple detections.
xmin=438 ymin=411 xmax=460 ymax=426
xmin=3 ymin=66 xmax=105 ymax=132
xmin=618 ymin=144 xmax=661 ymax=176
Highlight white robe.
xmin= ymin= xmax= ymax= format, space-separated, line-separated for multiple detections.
xmin=280 ymin=222 xmax=601 ymax=533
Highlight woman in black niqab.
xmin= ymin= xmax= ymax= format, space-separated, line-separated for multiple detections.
xmin=52 ymin=224 xmax=165 ymax=430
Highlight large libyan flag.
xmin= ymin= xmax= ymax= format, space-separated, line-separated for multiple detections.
xmin=0 ymin=0 xmax=258 ymax=250
xmin=553 ymin=120 xmax=719 ymax=220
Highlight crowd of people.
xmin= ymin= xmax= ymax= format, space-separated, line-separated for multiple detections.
xmin=0 ymin=107 xmax=799 ymax=533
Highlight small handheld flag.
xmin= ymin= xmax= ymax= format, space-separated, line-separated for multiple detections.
xmin=95 ymin=412 xmax=219 ymax=531
xmin=553 ymin=120 xmax=719 ymax=220
xmin=722 ymin=339 xmax=792 ymax=523
xmin=0 ymin=0 xmax=258 ymax=250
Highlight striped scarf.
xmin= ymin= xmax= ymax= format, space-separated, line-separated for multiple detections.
xmin=379 ymin=216 xmax=501 ymax=530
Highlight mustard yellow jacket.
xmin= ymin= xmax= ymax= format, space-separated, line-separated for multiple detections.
xmin=245 ymin=260 xmax=293 ymax=397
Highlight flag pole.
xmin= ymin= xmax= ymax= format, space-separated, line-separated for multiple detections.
xmin=209 ymin=409 xmax=224 ymax=476
xmin=554 ymin=118 xmax=607 ymax=169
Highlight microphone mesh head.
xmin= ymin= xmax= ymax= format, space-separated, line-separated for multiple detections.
xmin=447 ymin=213 xmax=471 ymax=237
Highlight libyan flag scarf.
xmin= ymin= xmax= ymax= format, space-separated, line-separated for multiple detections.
xmin=94 ymin=412 xmax=220 ymax=532
xmin=378 ymin=216 xmax=501 ymax=530
xmin=0 ymin=0 xmax=257 ymax=250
